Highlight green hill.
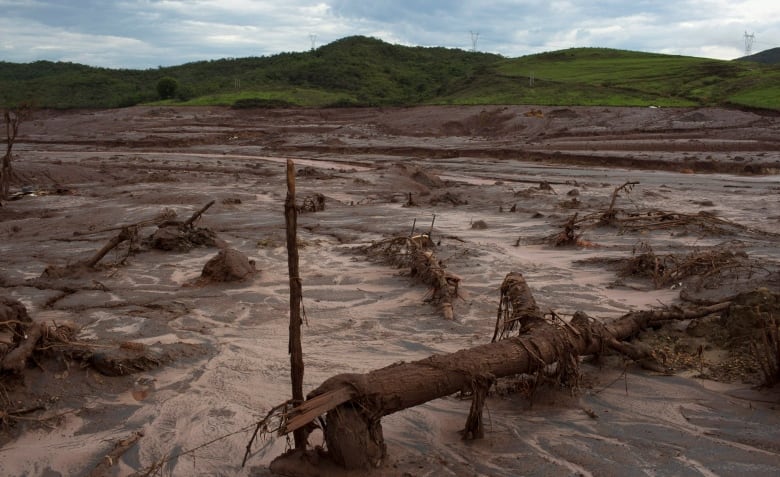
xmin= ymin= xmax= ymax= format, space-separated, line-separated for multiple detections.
xmin=1 ymin=36 xmax=779 ymax=110
xmin=738 ymin=47 xmax=780 ymax=65
xmin=482 ymin=48 xmax=780 ymax=109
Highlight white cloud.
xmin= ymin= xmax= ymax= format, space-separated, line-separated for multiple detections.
xmin=0 ymin=0 xmax=777 ymax=67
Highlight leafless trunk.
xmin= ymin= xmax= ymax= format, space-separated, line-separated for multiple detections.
xmin=285 ymin=160 xmax=306 ymax=450
xmin=1 ymin=109 xmax=24 ymax=202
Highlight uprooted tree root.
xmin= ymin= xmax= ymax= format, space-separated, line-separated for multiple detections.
xmin=364 ymin=234 xmax=460 ymax=320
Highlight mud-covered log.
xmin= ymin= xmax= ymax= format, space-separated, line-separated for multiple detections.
xmin=41 ymin=227 xmax=136 ymax=278
xmin=87 ymin=431 xmax=143 ymax=477
xmin=277 ymin=272 xmax=730 ymax=469
xmin=409 ymin=245 xmax=459 ymax=320
xmin=85 ymin=226 xmax=135 ymax=268
xmin=290 ymin=278 xmax=729 ymax=425
xmin=364 ymin=233 xmax=460 ymax=320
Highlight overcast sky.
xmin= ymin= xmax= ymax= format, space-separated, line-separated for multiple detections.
xmin=1 ymin=0 xmax=777 ymax=69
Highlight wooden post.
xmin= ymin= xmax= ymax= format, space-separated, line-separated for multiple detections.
xmin=285 ymin=159 xmax=306 ymax=449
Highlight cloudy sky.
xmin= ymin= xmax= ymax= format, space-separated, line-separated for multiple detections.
xmin=1 ymin=0 xmax=777 ymax=69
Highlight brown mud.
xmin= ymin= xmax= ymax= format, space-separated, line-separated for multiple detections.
xmin=1 ymin=105 xmax=779 ymax=476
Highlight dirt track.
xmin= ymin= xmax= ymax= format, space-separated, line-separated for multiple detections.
xmin=1 ymin=105 xmax=780 ymax=476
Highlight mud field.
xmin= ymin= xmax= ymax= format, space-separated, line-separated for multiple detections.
xmin=1 ymin=105 xmax=780 ymax=476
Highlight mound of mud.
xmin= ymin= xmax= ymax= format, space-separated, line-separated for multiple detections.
xmin=90 ymin=342 xmax=203 ymax=376
xmin=548 ymin=108 xmax=580 ymax=119
xmin=390 ymin=163 xmax=444 ymax=189
xmin=201 ymin=248 xmax=256 ymax=282
xmin=720 ymin=288 xmax=779 ymax=343
xmin=430 ymin=191 xmax=468 ymax=206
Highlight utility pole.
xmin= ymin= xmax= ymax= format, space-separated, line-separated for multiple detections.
xmin=529 ymin=71 xmax=535 ymax=87
xmin=470 ymin=31 xmax=480 ymax=52
xmin=744 ymin=31 xmax=755 ymax=56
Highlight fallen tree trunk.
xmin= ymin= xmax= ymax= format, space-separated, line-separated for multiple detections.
xmin=365 ymin=234 xmax=460 ymax=320
xmin=273 ymin=271 xmax=730 ymax=470
xmin=409 ymin=244 xmax=459 ymax=320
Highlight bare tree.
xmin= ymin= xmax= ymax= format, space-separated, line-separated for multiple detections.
xmin=1 ymin=105 xmax=29 ymax=204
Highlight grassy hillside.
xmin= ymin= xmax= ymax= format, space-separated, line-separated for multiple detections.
xmin=738 ymin=47 xmax=780 ymax=65
xmin=481 ymin=48 xmax=780 ymax=109
xmin=1 ymin=36 xmax=779 ymax=110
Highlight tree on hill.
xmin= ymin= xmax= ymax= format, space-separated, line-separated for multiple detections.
xmin=156 ymin=77 xmax=179 ymax=100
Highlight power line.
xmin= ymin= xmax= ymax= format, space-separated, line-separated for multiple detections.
xmin=744 ymin=31 xmax=755 ymax=56
xmin=470 ymin=31 xmax=480 ymax=52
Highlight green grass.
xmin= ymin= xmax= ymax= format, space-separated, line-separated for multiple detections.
xmin=727 ymin=84 xmax=780 ymax=109
xmin=2 ymin=39 xmax=780 ymax=110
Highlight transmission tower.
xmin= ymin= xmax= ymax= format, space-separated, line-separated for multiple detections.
xmin=744 ymin=31 xmax=755 ymax=56
xmin=470 ymin=31 xmax=480 ymax=52
xmin=309 ymin=34 xmax=317 ymax=51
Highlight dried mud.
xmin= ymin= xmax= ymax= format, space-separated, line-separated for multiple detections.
xmin=1 ymin=105 xmax=779 ymax=476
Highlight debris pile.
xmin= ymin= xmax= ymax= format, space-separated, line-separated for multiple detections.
xmin=365 ymin=233 xmax=460 ymax=320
